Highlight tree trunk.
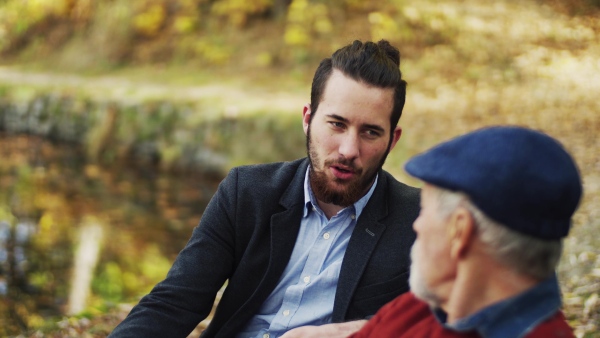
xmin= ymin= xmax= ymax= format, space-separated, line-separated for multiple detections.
xmin=273 ymin=0 xmax=292 ymax=20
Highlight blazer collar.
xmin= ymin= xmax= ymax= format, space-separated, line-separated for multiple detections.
xmin=279 ymin=158 xmax=310 ymax=209
xmin=333 ymin=169 xmax=390 ymax=321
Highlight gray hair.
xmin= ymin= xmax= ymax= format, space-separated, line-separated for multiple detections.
xmin=433 ymin=186 xmax=562 ymax=280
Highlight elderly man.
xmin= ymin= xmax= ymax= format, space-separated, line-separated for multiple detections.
xmin=350 ymin=126 xmax=581 ymax=338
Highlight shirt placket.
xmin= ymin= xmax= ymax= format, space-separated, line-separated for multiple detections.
xmin=274 ymin=210 xmax=349 ymax=331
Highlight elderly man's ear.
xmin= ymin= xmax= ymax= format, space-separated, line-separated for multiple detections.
xmin=447 ymin=208 xmax=476 ymax=260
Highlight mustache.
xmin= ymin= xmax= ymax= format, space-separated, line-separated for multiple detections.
xmin=323 ymin=158 xmax=362 ymax=174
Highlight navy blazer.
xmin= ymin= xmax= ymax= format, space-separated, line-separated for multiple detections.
xmin=109 ymin=158 xmax=420 ymax=337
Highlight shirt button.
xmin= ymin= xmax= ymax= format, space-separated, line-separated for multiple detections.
xmin=283 ymin=309 xmax=290 ymax=316
xmin=263 ymin=334 xmax=269 ymax=338
xmin=351 ymin=214 xmax=356 ymax=219
xmin=323 ymin=232 xmax=330 ymax=240
xmin=303 ymin=276 xmax=310 ymax=283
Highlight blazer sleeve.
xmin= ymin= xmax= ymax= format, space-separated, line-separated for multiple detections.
xmin=108 ymin=168 xmax=240 ymax=337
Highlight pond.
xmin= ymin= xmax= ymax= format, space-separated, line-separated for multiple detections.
xmin=0 ymin=133 xmax=223 ymax=336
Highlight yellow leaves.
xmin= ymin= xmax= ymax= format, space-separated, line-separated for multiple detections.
xmin=139 ymin=244 xmax=171 ymax=285
xmin=403 ymin=6 xmax=422 ymax=23
xmin=211 ymin=0 xmax=273 ymax=28
xmin=284 ymin=0 xmax=332 ymax=47
xmin=314 ymin=16 xmax=333 ymax=34
xmin=84 ymin=164 xmax=101 ymax=179
xmin=26 ymin=313 xmax=45 ymax=331
xmin=29 ymin=271 xmax=53 ymax=290
xmin=583 ymin=293 xmax=599 ymax=320
xmin=157 ymin=143 xmax=182 ymax=171
xmin=0 ymin=0 xmax=72 ymax=37
xmin=284 ymin=25 xmax=310 ymax=46
xmin=70 ymin=0 xmax=93 ymax=23
xmin=558 ymin=245 xmax=600 ymax=335
xmin=344 ymin=0 xmax=379 ymax=12
xmin=310 ymin=3 xmax=331 ymax=34
xmin=122 ymin=271 xmax=143 ymax=293
xmin=172 ymin=0 xmax=201 ymax=33
xmin=368 ymin=11 xmax=399 ymax=42
xmin=95 ymin=262 xmax=124 ymax=301
xmin=133 ymin=3 xmax=166 ymax=37
xmin=212 ymin=0 xmax=273 ymax=15
xmin=35 ymin=211 xmax=65 ymax=246
xmin=569 ymin=293 xmax=600 ymax=337
xmin=38 ymin=212 xmax=54 ymax=233
xmin=173 ymin=15 xmax=197 ymax=34
xmin=23 ymin=0 xmax=71 ymax=18
xmin=0 ymin=206 xmax=16 ymax=225
xmin=287 ymin=0 xmax=309 ymax=22
xmin=255 ymin=51 xmax=274 ymax=67
xmin=33 ymin=191 xmax=64 ymax=211
xmin=195 ymin=40 xmax=232 ymax=65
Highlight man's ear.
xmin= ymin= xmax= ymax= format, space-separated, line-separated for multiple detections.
xmin=389 ymin=126 xmax=402 ymax=151
xmin=302 ymin=104 xmax=311 ymax=136
xmin=448 ymin=207 xmax=476 ymax=260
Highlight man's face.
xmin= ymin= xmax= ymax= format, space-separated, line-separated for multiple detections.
xmin=409 ymin=184 xmax=456 ymax=308
xmin=303 ymin=70 xmax=401 ymax=207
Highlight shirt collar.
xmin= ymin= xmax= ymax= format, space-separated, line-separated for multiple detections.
xmin=303 ymin=166 xmax=378 ymax=219
xmin=433 ymin=275 xmax=563 ymax=338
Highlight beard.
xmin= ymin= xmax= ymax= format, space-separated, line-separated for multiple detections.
xmin=306 ymin=125 xmax=391 ymax=207
xmin=409 ymin=243 xmax=443 ymax=308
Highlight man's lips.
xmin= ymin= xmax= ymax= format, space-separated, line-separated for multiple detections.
xmin=330 ymin=164 xmax=356 ymax=180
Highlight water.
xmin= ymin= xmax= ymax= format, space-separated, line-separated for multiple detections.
xmin=0 ymin=134 xmax=222 ymax=336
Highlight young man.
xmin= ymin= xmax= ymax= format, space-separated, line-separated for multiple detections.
xmin=109 ymin=40 xmax=420 ymax=338
xmin=350 ymin=126 xmax=581 ymax=338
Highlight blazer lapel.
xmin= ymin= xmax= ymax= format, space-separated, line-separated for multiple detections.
xmin=218 ymin=160 xmax=309 ymax=337
xmin=268 ymin=158 xmax=310 ymax=273
xmin=245 ymin=159 xmax=309 ymax=312
xmin=332 ymin=172 xmax=389 ymax=321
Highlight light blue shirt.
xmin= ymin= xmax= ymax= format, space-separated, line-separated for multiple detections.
xmin=433 ymin=274 xmax=564 ymax=338
xmin=236 ymin=168 xmax=378 ymax=338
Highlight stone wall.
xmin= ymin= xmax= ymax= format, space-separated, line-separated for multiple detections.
xmin=0 ymin=87 xmax=306 ymax=174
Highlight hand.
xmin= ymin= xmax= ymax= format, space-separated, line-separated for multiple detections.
xmin=280 ymin=320 xmax=367 ymax=338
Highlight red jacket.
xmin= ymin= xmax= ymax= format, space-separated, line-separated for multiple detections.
xmin=349 ymin=292 xmax=574 ymax=338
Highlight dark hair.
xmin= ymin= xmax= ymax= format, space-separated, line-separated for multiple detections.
xmin=309 ymin=40 xmax=407 ymax=134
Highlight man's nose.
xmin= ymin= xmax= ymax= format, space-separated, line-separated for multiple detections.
xmin=338 ymin=133 xmax=360 ymax=160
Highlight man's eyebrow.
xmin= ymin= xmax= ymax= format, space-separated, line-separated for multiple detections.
xmin=327 ymin=114 xmax=385 ymax=133
xmin=327 ymin=114 xmax=349 ymax=122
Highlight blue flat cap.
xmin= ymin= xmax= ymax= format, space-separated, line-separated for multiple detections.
xmin=405 ymin=126 xmax=582 ymax=240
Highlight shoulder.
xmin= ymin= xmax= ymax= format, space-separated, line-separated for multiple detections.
xmin=525 ymin=311 xmax=574 ymax=338
xmin=353 ymin=293 xmax=479 ymax=338
xmin=378 ymin=170 xmax=421 ymax=217
xmin=350 ymin=293 xmax=426 ymax=337
xmin=220 ymin=158 xmax=308 ymax=199
xmin=380 ymin=170 xmax=420 ymax=200
xmin=224 ymin=158 xmax=306 ymax=186
xmin=379 ymin=292 xmax=431 ymax=322
xmin=231 ymin=158 xmax=306 ymax=181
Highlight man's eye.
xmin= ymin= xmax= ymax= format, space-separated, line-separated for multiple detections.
xmin=330 ymin=122 xmax=345 ymax=128
xmin=365 ymin=130 xmax=381 ymax=137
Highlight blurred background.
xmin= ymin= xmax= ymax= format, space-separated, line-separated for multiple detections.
xmin=0 ymin=0 xmax=598 ymax=337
